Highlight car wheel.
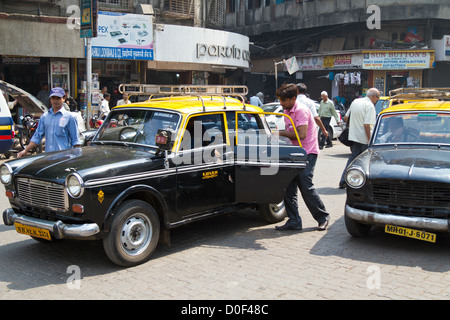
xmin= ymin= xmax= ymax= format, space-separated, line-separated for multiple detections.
xmin=344 ymin=212 xmax=371 ymax=237
xmin=259 ymin=201 xmax=286 ymax=223
xmin=103 ymin=200 xmax=160 ymax=267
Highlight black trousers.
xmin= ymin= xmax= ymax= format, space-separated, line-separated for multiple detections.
xmin=319 ymin=117 xmax=332 ymax=147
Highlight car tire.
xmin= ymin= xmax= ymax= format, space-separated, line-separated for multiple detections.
xmin=103 ymin=200 xmax=160 ymax=267
xmin=259 ymin=201 xmax=286 ymax=223
xmin=344 ymin=212 xmax=371 ymax=237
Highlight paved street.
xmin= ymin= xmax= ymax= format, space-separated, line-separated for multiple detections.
xmin=0 ymin=142 xmax=449 ymax=301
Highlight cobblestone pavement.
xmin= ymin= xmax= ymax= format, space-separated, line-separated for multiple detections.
xmin=0 ymin=142 xmax=449 ymax=300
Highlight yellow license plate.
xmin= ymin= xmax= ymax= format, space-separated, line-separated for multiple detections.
xmin=15 ymin=222 xmax=52 ymax=241
xmin=385 ymin=224 xmax=436 ymax=243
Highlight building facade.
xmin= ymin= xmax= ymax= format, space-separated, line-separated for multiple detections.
xmin=224 ymin=0 xmax=450 ymax=103
xmin=0 ymin=0 xmax=249 ymax=109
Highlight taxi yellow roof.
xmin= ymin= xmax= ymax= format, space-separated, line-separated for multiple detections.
xmin=112 ymin=96 xmax=263 ymax=114
xmin=380 ymin=100 xmax=450 ymax=114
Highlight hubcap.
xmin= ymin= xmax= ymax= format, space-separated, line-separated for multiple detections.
xmin=270 ymin=200 xmax=284 ymax=213
xmin=120 ymin=214 xmax=152 ymax=256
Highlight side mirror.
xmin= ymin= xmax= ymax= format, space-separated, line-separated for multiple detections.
xmin=155 ymin=129 xmax=173 ymax=151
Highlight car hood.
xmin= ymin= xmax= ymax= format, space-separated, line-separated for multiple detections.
xmin=360 ymin=147 xmax=450 ymax=184
xmin=0 ymin=80 xmax=47 ymax=114
xmin=12 ymin=145 xmax=161 ymax=184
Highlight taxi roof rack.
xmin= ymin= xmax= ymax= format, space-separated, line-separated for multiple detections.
xmin=389 ymin=87 xmax=450 ymax=100
xmin=118 ymin=84 xmax=249 ymax=111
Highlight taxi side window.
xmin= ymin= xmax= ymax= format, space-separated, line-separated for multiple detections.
xmin=182 ymin=113 xmax=225 ymax=149
xmin=226 ymin=112 xmax=265 ymax=146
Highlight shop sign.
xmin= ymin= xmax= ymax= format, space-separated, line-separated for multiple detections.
xmin=51 ymin=61 xmax=69 ymax=75
xmin=323 ymin=54 xmax=355 ymax=69
xmin=284 ymin=56 xmax=300 ymax=75
xmin=80 ymin=0 xmax=98 ymax=38
xmin=431 ymin=35 xmax=450 ymax=61
xmin=298 ymin=56 xmax=323 ymax=71
xmin=196 ymin=43 xmax=250 ymax=62
xmin=90 ymin=12 xmax=153 ymax=60
xmin=362 ymin=50 xmax=434 ymax=69
xmin=154 ymin=25 xmax=249 ymax=69
xmin=2 ymin=56 xmax=40 ymax=65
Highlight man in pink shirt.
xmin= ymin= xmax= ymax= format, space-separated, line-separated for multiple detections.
xmin=276 ymin=83 xmax=331 ymax=231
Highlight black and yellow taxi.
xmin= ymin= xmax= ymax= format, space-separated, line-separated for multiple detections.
xmin=1 ymin=85 xmax=307 ymax=266
xmin=344 ymin=88 xmax=450 ymax=243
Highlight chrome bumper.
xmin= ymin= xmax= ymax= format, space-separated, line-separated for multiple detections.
xmin=3 ymin=208 xmax=100 ymax=239
xmin=345 ymin=205 xmax=450 ymax=233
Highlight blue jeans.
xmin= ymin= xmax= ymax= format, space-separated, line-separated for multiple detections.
xmin=339 ymin=142 xmax=368 ymax=186
xmin=284 ymin=153 xmax=330 ymax=228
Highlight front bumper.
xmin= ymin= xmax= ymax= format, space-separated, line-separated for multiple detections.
xmin=3 ymin=208 xmax=100 ymax=240
xmin=345 ymin=205 xmax=450 ymax=233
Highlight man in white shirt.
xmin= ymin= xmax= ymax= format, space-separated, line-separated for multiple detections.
xmin=296 ymin=83 xmax=328 ymax=140
xmin=249 ymin=94 xmax=263 ymax=107
xmin=339 ymin=88 xmax=379 ymax=188
xmin=100 ymin=93 xmax=110 ymax=119
xmin=116 ymin=93 xmax=131 ymax=106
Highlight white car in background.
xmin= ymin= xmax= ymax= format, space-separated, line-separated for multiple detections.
xmin=261 ymin=102 xmax=285 ymax=130
xmin=262 ymin=101 xmax=343 ymax=140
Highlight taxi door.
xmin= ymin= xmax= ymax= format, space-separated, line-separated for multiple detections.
xmin=174 ymin=112 xmax=234 ymax=217
xmin=228 ymin=111 xmax=307 ymax=204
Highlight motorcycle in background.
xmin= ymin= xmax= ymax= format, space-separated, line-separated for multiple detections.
xmin=89 ymin=115 xmax=103 ymax=129
xmin=16 ymin=114 xmax=43 ymax=154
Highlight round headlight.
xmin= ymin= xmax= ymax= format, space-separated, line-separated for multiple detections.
xmin=346 ymin=168 xmax=366 ymax=188
xmin=66 ymin=173 xmax=84 ymax=198
xmin=0 ymin=164 xmax=12 ymax=184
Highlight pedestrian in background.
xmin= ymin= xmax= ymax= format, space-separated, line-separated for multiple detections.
xmin=296 ymin=83 xmax=328 ymax=142
xmin=338 ymin=88 xmax=379 ymax=188
xmin=256 ymin=91 xmax=265 ymax=104
xmin=100 ymin=92 xmax=111 ymax=119
xmin=64 ymin=89 xmax=78 ymax=112
xmin=36 ymin=82 xmax=50 ymax=108
xmin=17 ymin=87 xmax=82 ymax=158
xmin=249 ymin=94 xmax=263 ymax=107
xmin=116 ymin=92 xmax=131 ymax=106
xmin=275 ymin=83 xmax=331 ymax=231
xmin=318 ymin=91 xmax=340 ymax=149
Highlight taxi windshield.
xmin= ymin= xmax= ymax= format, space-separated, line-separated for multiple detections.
xmin=373 ymin=112 xmax=450 ymax=146
xmin=94 ymin=109 xmax=180 ymax=147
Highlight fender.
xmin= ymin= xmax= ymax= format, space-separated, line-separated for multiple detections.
xmin=102 ymin=184 xmax=169 ymax=233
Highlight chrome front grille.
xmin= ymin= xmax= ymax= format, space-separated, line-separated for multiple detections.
xmin=372 ymin=181 xmax=450 ymax=206
xmin=370 ymin=180 xmax=450 ymax=219
xmin=17 ymin=178 xmax=68 ymax=212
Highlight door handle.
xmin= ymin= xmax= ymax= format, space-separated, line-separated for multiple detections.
xmin=290 ymin=152 xmax=305 ymax=157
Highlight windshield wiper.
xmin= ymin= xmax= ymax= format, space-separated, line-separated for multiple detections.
xmin=91 ymin=140 xmax=130 ymax=147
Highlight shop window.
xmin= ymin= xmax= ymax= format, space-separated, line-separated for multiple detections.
xmin=164 ymin=0 xmax=194 ymax=17
xmin=208 ymin=0 xmax=226 ymax=27
xmin=98 ymin=0 xmax=133 ymax=12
